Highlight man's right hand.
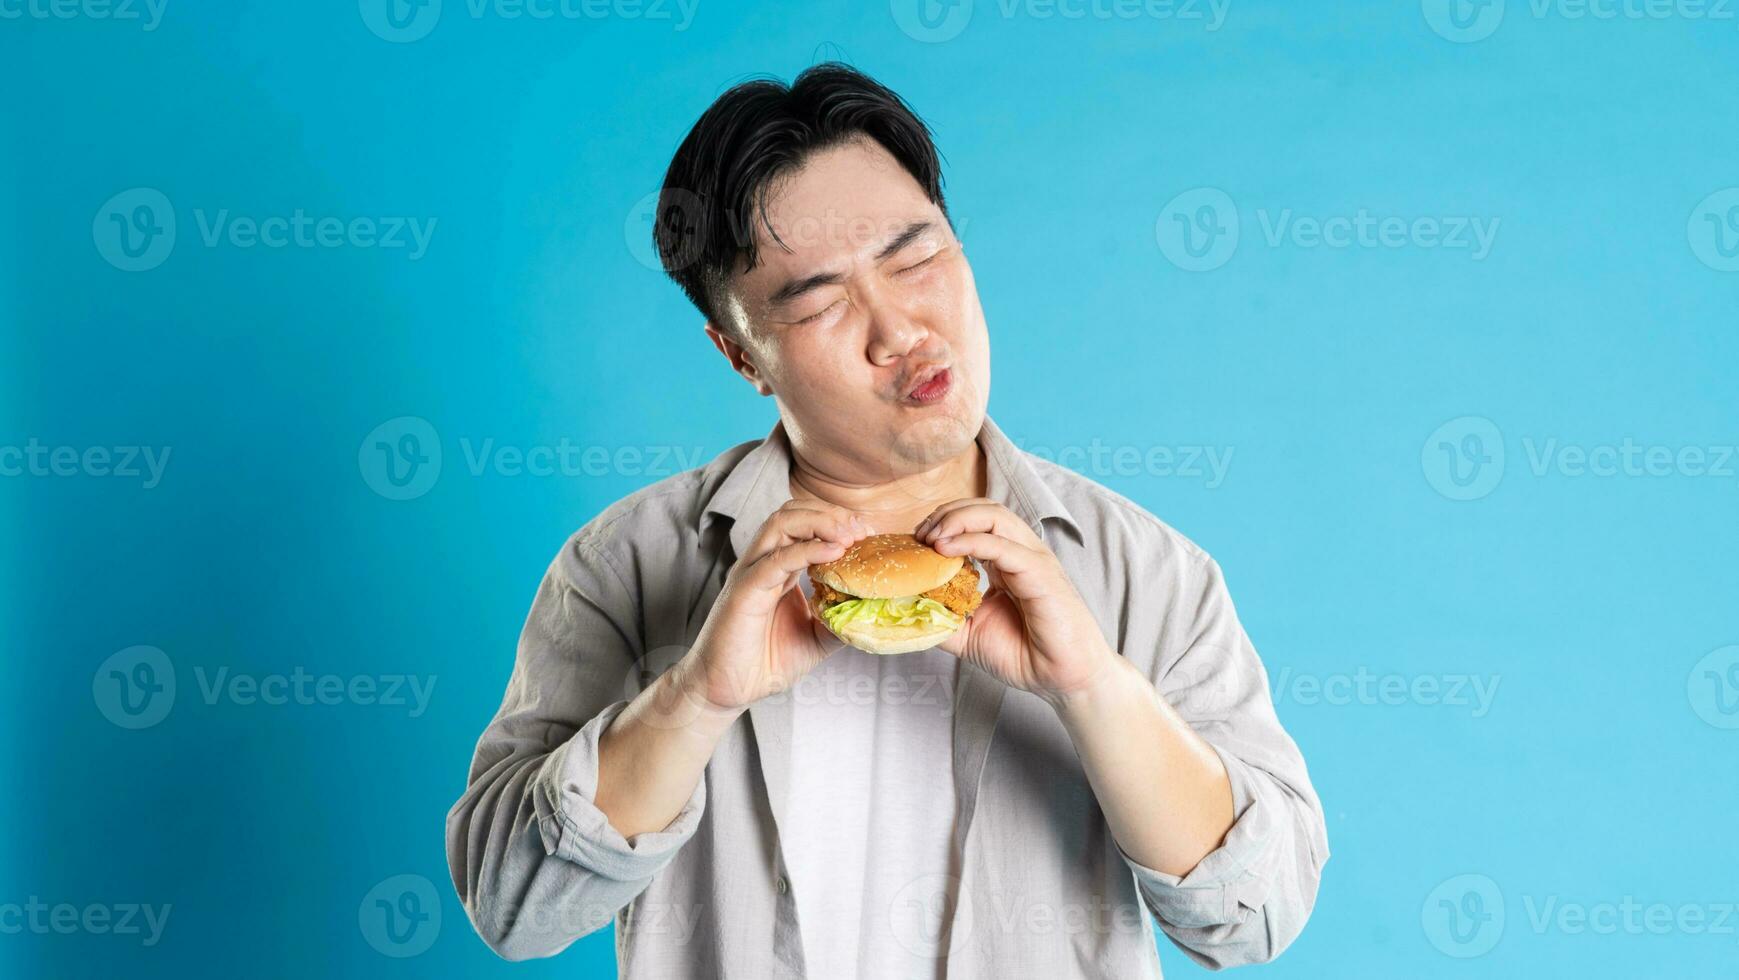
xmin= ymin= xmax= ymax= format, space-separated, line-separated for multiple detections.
xmin=597 ymin=500 xmax=867 ymax=839
xmin=675 ymin=500 xmax=870 ymax=714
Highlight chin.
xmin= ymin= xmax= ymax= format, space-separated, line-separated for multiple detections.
xmin=889 ymin=408 xmax=978 ymax=469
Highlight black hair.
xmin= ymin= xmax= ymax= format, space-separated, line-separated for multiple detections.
xmin=652 ymin=62 xmax=950 ymax=330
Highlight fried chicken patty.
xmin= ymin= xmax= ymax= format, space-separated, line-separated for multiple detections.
xmin=811 ymin=560 xmax=982 ymax=619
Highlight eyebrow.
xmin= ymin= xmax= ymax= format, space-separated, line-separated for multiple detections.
xmin=766 ymin=220 xmax=934 ymax=307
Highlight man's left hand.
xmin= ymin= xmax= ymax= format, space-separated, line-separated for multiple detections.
xmin=915 ymin=499 xmax=1117 ymax=703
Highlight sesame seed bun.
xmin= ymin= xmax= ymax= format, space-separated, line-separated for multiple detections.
xmin=809 ymin=533 xmax=965 ymax=598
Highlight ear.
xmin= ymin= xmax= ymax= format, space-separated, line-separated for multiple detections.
xmin=704 ymin=320 xmax=774 ymax=397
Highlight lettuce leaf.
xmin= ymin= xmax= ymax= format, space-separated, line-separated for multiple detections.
xmin=820 ymin=596 xmax=963 ymax=635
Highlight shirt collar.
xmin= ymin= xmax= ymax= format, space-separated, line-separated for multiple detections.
xmin=700 ymin=412 xmax=1082 ymax=562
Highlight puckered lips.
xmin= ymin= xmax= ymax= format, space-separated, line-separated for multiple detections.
xmin=902 ymin=365 xmax=952 ymax=404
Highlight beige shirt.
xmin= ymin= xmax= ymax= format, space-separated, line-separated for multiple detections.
xmin=445 ymin=413 xmax=1329 ymax=978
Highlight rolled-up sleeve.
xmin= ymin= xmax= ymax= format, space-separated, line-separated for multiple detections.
xmin=1123 ymin=552 xmax=1329 ymax=969
xmin=445 ymin=532 xmax=705 ymax=961
xmin=534 ymin=699 xmax=706 ymax=880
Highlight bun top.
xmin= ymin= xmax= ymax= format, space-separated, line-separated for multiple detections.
xmin=810 ymin=532 xmax=964 ymax=598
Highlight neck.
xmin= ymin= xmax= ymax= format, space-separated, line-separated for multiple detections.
xmin=787 ymin=434 xmax=986 ymax=534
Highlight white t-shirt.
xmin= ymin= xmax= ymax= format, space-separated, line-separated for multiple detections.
xmin=782 ymin=643 xmax=962 ymax=980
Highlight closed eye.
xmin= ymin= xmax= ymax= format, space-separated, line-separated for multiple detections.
xmin=897 ymin=252 xmax=939 ymax=276
xmin=795 ymin=298 xmax=844 ymax=325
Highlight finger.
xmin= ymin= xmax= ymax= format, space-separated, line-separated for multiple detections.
xmin=912 ymin=497 xmax=994 ymax=537
xmin=914 ymin=499 xmax=1018 ymax=538
xmin=739 ymin=536 xmax=849 ymax=595
xmin=917 ymin=502 xmax=1042 ymax=550
xmin=775 ymin=499 xmax=869 ymax=539
xmin=741 ymin=506 xmax=868 ymax=567
xmin=928 ymin=531 xmax=1055 ymax=598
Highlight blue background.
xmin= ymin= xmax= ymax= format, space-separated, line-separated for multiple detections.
xmin=6 ymin=0 xmax=1738 ymax=976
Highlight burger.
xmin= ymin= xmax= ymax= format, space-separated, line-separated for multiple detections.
xmin=808 ymin=532 xmax=984 ymax=655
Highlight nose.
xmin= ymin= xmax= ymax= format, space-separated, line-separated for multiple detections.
xmin=863 ymin=286 xmax=927 ymax=367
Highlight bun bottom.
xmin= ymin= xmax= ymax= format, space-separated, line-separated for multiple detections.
xmin=810 ymin=590 xmax=962 ymax=655
xmin=834 ymin=621 xmax=960 ymax=656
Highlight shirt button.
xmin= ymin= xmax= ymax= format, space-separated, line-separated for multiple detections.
xmin=776 ymin=876 xmax=789 ymax=895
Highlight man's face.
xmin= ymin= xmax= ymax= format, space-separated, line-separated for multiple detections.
xmin=712 ymin=137 xmax=990 ymax=485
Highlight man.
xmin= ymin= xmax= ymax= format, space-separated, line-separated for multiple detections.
xmin=446 ymin=63 xmax=1327 ymax=978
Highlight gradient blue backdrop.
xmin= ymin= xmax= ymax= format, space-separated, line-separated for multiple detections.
xmin=6 ymin=1 xmax=1738 ymax=977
